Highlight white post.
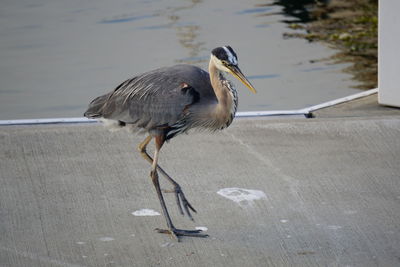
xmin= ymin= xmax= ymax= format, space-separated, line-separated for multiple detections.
xmin=378 ymin=0 xmax=400 ymax=107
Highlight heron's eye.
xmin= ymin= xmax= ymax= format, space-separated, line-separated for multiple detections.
xmin=222 ymin=60 xmax=232 ymax=67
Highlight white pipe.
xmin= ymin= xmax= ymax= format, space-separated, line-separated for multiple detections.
xmin=236 ymin=88 xmax=378 ymax=117
xmin=303 ymin=88 xmax=378 ymax=113
xmin=0 ymin=117 xmax=96 ymax=126
xmin=0 ymin=88 xmax=378 ymax=126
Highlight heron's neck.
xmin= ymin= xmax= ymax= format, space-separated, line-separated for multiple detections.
xmin=209 ymin=60 xmax=230 ymax=105
xmin=208 ymin=59 xmax=237 ymax=127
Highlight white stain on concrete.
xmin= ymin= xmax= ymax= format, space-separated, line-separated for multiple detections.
xmin=76 ymin=241 xmax=85 ymax=245
xmin=161 ymin=242 xmax=174 ymax=248
xmin=327 ymin=225 xmax=342 ymax=230
xmin=131 ymin=209 xmax=160 ymax=216
xmin=280 ymin=219 xmax=289 ymax=223
xmin=344 ymin=210 xmax=358 ymax=215
xmin=217 ymin=187 xmax=266 ymax=207
xmin=195 ymin=226 xmax=208 ymax=231
xmin=98 ymin=237 xmax=114 ymax=242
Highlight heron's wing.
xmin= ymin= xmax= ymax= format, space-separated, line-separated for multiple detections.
xmin=85 ymin=65 xmax=214 ymax=129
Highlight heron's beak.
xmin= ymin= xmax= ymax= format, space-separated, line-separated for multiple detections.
xmin=228 ymin=65 xmax=257 ymax=94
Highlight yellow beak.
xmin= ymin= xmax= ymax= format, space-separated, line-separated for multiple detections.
xmin=228 ymin=65 xmax=257 ymax=94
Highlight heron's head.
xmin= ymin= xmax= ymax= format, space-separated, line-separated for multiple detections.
xmin=211 ymin=46 xmax=257 ymax=93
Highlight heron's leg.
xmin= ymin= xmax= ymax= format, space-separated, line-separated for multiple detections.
xmin=137 ymin=135 xmax=196 ymax=220
xmin=149 ymin=137 xmax=174 ymax=231
xmin=150 ymin=136 xmax=208 ymax=240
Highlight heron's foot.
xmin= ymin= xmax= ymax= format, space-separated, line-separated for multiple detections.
xmin=155 ymin=227 xmax=209 ymax=241
xmin=163 ymin=185 xmax=197 ymax=220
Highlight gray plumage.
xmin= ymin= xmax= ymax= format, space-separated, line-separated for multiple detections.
xmin=85 ymin=64 xmax=234 ymax=140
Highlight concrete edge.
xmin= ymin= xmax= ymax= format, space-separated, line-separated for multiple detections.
xmin=0 ymin=88 xmax=378 ymax=126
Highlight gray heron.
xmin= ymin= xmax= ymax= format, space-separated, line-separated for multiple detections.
xmin=84 ymin=46 xmax=256 ymax=240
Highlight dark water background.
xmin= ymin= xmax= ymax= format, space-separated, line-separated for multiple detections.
xmin=0 ymin=0 xmax=358 ymax=120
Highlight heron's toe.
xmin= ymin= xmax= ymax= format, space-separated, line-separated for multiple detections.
xmin=155 ymin=227 xmax=209 ymax=241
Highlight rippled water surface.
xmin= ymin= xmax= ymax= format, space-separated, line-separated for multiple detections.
xmin=0 ymin=0 xmax=359 ymax=120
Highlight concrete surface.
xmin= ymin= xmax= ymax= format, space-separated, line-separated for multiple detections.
xmin=1 ymin=114 xmax=400 ymax=267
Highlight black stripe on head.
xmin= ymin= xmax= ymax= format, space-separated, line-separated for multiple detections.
xmin=211 ymin=47 xmax=229 ymax=61
xmin=225 ymin=46 xmax=237 ymax=60
xmin=211 ymin=46 xmax=238 ymax=65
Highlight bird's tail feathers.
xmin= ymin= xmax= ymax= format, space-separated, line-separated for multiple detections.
xmin=83 ymin=94 xmax=110 ymax=118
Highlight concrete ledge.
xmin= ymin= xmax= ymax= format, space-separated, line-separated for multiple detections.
xmin=0 ymin=89 xmax=382 ymax=126
xmin=1 ymin=117 xmax=400 ymax=266
xmin=313 ymin=93 xmax=400 ymax=118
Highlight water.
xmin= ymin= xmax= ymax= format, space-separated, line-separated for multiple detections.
xmin=0 ymin=0 xmax=358 ymax=120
